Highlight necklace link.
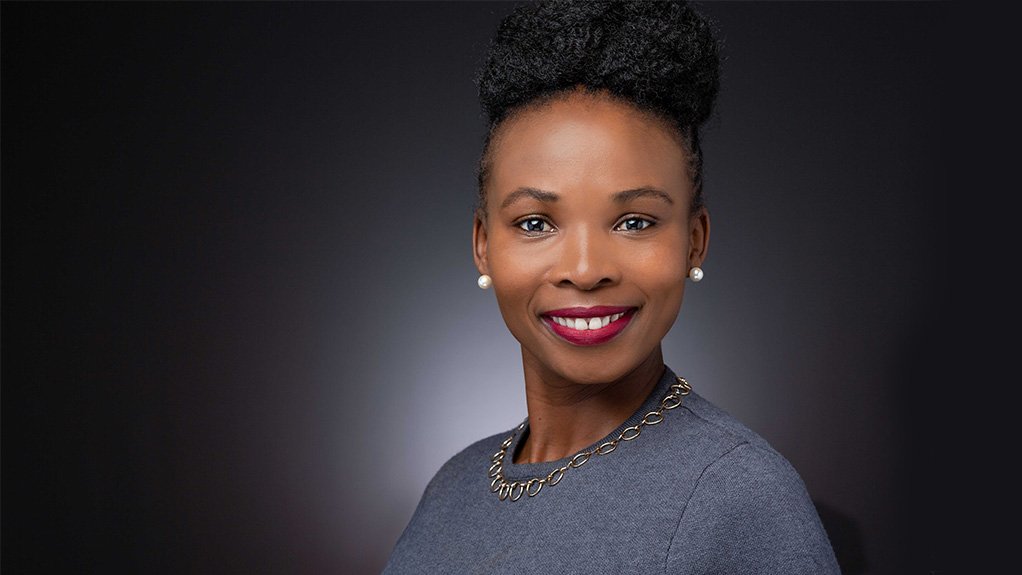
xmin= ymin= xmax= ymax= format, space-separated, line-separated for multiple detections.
xmin=487 ymin=376 xmax=692 ymax=502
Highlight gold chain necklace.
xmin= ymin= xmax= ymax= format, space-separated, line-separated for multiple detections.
xmin=487 ymin=375 xmax=692 ymax=502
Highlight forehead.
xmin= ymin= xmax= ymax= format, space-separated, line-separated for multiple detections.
xmin=487 ymin=92 xmax=690 ymax=197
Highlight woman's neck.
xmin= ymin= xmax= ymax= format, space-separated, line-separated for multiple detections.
xmin=513 ymin=349 xmax=665 ymax=464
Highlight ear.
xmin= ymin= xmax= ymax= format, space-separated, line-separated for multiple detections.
xmin=688 ymin=207 xmax=710 ymax=269
xmin=473 ymin=212 xmax=490 ymax=276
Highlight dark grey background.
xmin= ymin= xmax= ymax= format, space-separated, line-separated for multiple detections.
xmin=3 ymin=1 xmax=953 ymax=573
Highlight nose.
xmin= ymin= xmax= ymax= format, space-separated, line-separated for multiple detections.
xmin=552 ymin=226 xmax=620 ymax=291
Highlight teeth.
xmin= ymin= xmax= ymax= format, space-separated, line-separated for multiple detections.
xmin=551 ymin=312 xmax=627 ymax=331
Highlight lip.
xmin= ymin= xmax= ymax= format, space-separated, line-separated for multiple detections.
xmin=540 ymin=306 xmax=637 ymax=346
xmin=542 ymin=305 xmax=634 ymax=318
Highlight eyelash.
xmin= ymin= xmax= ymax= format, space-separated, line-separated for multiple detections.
xmin=616 ymin=217 xmax=655 ymax=232
xmin=516 ymin=217 xmax=555 ymax=234
xmin=513 ymin=215 xmax=657 ymax=235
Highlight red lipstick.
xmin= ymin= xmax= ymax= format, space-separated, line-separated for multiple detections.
xmin=541 ymin=306 xmax=636 ymax=346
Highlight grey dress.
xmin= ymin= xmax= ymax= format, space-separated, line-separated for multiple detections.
xmin=382 ymin=366 xmax=840 ymax=574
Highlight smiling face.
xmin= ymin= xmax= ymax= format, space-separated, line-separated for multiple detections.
xmin=474 ymin=90 xmax=709 ymax=386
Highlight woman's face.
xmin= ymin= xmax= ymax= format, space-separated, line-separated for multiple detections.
xmin=474 ymin=91 xmax=709 ymax=385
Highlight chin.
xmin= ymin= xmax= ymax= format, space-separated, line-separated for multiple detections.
xmin=539 ymin=346 xmax=658 ymax=386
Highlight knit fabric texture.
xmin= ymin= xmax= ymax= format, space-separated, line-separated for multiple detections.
xmin=382 ymin=366 xmax=840 ymax=574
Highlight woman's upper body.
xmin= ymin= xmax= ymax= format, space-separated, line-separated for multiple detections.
xmin=385 ymin=1 xmax=839 ymax=572
xmin=382 ymin=366 xmax=840 ymax=574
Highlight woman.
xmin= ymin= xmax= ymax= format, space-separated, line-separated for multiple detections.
xmin=383 ymin=1 xmax=840 ymax=573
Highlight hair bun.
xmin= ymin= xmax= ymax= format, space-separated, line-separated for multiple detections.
xmin=476 ymin=0 xmax=721 ymax=129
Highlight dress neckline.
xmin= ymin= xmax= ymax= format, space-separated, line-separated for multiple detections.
xmin=499 ymin=365 xmax=680 ymax=480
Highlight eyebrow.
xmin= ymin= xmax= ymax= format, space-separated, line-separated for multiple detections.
xmin=500 ymin=187 xmax=559 ymax=209
xmin=612 ymin=187 xmax=675 ymax=205
xmin=499 ymin=185 xmax=674 ymax=209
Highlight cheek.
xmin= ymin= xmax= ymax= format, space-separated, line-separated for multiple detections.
xmin=628 ymin=233 xmax=689 ymax=277
xmin=492 ymin=281 xmax=543 ymax=337
xmin=626 ymin=239 xmax=689 ymax=309
xmin=487 ymin=235 xmax=545 ymax=327
xmin=647 ymin=265 xmax=687 ymax=310
xmin=487 ymin=227 xmax=548 ymax=286
xmin=491 ymin=277 xmax=543 ymax=348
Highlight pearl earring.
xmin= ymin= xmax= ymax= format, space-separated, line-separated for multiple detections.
xmin=688 ymin=267 xmax=703 ymax=282
xmin=477 ymin=274 xmax=493 ymax=289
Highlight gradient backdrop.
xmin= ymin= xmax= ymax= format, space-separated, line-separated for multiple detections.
xmin=3 ymin=2 xmax=951 ymax=574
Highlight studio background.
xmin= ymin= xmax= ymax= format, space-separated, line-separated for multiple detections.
xmin=2 ymin=2 xmax=950 ymax=574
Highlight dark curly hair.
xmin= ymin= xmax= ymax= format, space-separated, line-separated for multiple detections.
xmin=475 ymin=0 xmax=721 ymax=217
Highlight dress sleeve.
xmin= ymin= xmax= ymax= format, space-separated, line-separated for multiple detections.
xmin=665 ymin=442 xmax=841 ymax=574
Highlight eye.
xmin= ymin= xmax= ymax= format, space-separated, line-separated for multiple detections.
xmin=615 ymin=217 xmax=655 ymax=231
xmin=516 ymin=217 xmax=554 ymax=234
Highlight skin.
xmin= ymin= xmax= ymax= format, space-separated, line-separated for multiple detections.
xmin=473 ymin=89 xmax=709 ymax=464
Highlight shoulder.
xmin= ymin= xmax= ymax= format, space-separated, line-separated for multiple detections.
xmin=430 ymin=428 xmax=510 ymax=485
xmin=677 ymin=389 xmax=781 ymax=455
xmin=382 ymin=427 xmax=515 ymax=574
xmin=410 ymin=426 xmax=512 ymax=510
xmin=665 ymin=390 xmax=820 ymax=520
xmin=651 ymin=390 xmax=796 ymax=488
xmin=664 ymin=393 xmax=840 ymax=574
